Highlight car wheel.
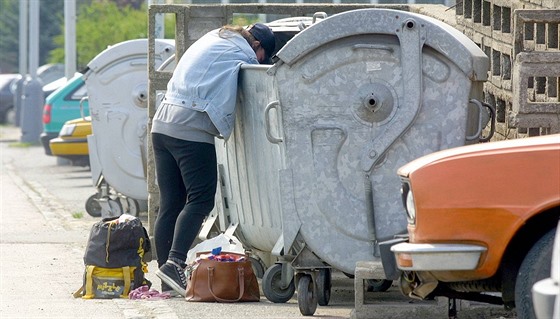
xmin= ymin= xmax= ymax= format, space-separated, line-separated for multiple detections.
xmin=6 ymin=108 xmax=16 ymax=125
xmin=1 ymin=107 xmax=15 ymax=125
xmin=515 ymin=227 xmax=556 ymax=319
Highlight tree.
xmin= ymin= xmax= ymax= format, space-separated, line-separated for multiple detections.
xmin=48 ymin=0 xmax=149 ymax=70
xmin=0 ymin=0 xmax=145 ymax=74
xmin=0 ymin=0 xmax=65 ymax=73
xmin=0 ymin=0 xmax=19 ymax=73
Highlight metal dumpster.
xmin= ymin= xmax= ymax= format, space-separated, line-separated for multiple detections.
xmin=84 ymin=39 xmax=176 ymax=218
xmin=214 ymin=8 xmax=491 ymax=315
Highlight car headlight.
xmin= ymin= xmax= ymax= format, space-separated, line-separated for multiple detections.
xmin=401 ymin=182 xmax=416 ymax=225
xmin=405 ymin=190 xmax=416 ymax=224
xmin=59 ymin=124 xmax=76 ymax=137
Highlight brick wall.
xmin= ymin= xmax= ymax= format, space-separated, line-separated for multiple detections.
xmin=452 ymin=0 xmax=559 ymax=139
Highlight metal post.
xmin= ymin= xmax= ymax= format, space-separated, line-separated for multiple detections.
xmin=14 ymin=0 xmax=29 ymax=127
xmin=20 ymin=0 xmax=44 ymax=143
xmin=64 ymin=0 xmax=77 ymax=79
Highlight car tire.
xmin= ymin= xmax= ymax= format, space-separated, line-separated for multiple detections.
xmin=515 ymin=227 xmax=556 ymax=319
xmin=0 ymin=108 xmax=8 ymax=124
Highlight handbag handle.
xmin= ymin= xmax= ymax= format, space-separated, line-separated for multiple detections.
xmin=207 ymin=266 xmax=245 ymax=303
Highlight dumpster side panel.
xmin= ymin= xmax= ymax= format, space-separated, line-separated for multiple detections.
xmin=216 ymin=66 xmax=284 ymax=252
xmin=87 ymin=55 xmax=149 ymax=199
xmin=275 ymin=23 xmax=478 ymax=273
xmin=85 ymin=39 xmax=175 ymax=200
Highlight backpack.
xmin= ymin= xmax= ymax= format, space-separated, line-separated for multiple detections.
xmin=73 ymin=215 xmax=151 ymax=299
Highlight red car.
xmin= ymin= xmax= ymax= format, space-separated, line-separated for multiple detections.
xmin=388 ymin=134 xmax=560 ymax=318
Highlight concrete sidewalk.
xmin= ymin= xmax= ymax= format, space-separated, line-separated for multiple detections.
xmin=1 ymin=126 xmax=116 ymax=317
xmin=0 ymin=124 xmax=351 ymax=319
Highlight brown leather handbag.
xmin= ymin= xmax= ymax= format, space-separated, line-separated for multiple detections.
xmin=185 ymin=256 xmax=260 ymax=302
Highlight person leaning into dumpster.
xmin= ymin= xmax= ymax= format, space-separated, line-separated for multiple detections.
xmin=150 ymin=23 xmax=275 ymax=297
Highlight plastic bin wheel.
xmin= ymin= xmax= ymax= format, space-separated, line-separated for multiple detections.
xmin=317 ymin=268 xmax=331 ymax=306
xmin=124 ymin=198 xmax=140 ymax=217
xmin=366 ymin=279 xmax=393 ymax=292
xmin=85 ymin=193 xmax=102 ymax=217
xmin=262 ymin=263 xmax=295 ymax=303
xmin=297 ymin=274 xmax=318 ymax=316
xmin=107 ymin=198 xmax=123 ymax=216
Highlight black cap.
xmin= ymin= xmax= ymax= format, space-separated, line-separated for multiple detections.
xmin=248 ymin=23 xmax=275 ymax=61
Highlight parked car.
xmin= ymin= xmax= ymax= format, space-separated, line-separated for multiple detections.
xmin=49 ymin=116 xmax=91 ymax=166
xmin=7 ymin=64 xmax=66 ymax=125
xmin=0 ymin=73 xmax=19 ymax=123
xmin=386 ymin=134 xmax=560 ymax=319
xmin=532 ymin=219 xmax=560 ymax=319
xmin=40 ymin=73 xmax=88 ymax=155
xmin=36 ymin=63 xmax=65 ymax=87
xmin=42 ymin=75 xmax=69 ymax=99
xmin=9 ymin=64 xmax=65 ymax=97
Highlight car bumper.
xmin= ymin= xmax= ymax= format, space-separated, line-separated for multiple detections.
xmin=40 ymin=132 xmax=58 ymax=155
xmin=391 ymin=243 xmax=487 ymax=271
xmin=49 ymin=137 xmax=88 ymax=156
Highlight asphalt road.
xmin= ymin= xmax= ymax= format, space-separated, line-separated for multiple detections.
xmin=0 ymin=124 xmax=517 ymax=319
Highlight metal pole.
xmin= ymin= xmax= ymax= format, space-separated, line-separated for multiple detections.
xmin=65 ymin=0 xmax=77 ymax=78
xmin=14 ymin=0 xmax=29 ymax=126
xmin=28 ymin=1 xmax=38 ymax=79
xmin=18 ymin=0 xmax=28 ymax=76
xmin=20 ymin=0 xmax=44 ymax=143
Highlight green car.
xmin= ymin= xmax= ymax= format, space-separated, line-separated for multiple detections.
xmin=40 ymin=73 xmax=88 ymax=155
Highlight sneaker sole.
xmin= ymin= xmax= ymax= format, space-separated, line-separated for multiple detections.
xmin=156 ymin=269 xmax=186 ymax=298
xmin=162 ymin=290 xmax=182 ymax=298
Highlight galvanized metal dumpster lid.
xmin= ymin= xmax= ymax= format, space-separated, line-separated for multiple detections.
xmin=86 ymin=39 xmax=175 ymax=75
xmin=275 ymin=8 xmax=488 ymax=81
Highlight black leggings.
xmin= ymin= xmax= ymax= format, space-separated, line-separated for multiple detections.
xmin=151 ymin=133 xmax=217 ymax=266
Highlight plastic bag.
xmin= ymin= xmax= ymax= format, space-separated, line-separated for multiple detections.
xmin=186 ymin=233 xmax=245 ymax=264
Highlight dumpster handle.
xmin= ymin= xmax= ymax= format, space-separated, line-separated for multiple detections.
xmin=312 ymin=12 xmax=327 ymax=24
xmin=466 ymin=99 xmax=495 ymax=142
xmin=264 ymin=101 xmax=283 ymax=144
xmin=80 ymin=96 xmax=90 ymax=121
xmin=479 ymin=100 xmax=495 ymax=142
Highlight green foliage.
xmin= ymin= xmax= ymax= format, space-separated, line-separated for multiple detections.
xmin=72 ymin=212 xmax=84 ymax=219
xmin=49 ymin=0 xmax=148 ymax=69
xmin=164 ymin=14 xmax=176 ymax=39
xmin=8 ymin=142 xmax=34 ymax=148
xmin=0 ymin=0 xmax=64 ymax=73
xmin=232 ymin=15 xmax=261 ymax=27
xmin=0 ymin=0 xmax=19 ymax=73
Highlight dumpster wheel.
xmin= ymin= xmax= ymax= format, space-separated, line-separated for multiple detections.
xmin=297 ymin=274 xmax=318 ymax=316
xmin=85 ymin=193 xmax=102 ymax=217
xmin=124 ymin=198 xmax=140 ymax=217
xmin=366 ymin=279 xmax=393 ymax=292
xmin=317 ymin=268 xmax=332 ymax=306
xmin=262 ymin=263 xmax=295 ymax=303
xmin=248 ymin=256 xmax=266 ymax=279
